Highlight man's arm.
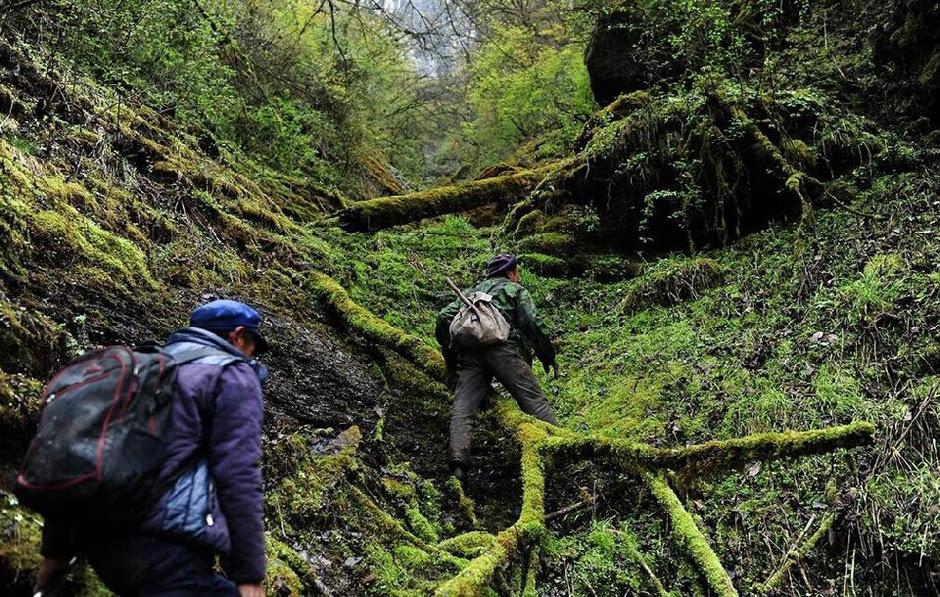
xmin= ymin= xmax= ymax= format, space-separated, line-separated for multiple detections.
xmin=208 ymin=364 xmax=265 ymax=586
xmin=35 ymin=519 xmax=73 ymax=594
xmin=514 ymin=287 xmax=557 ymax=372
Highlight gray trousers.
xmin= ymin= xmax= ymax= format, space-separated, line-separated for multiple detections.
xmin=449 ymin=343 xmax=557 ymax=464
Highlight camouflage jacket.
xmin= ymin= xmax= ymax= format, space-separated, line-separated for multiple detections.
xmin=435 ymin=276 xmax=556 ymax=369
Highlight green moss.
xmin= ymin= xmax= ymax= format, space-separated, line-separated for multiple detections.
xmin=438 ymin=532 xmax=495 ymax=559
xmin=383 ymin=477 xmax=417 ymax=501
xmin=446 ymin=477 xmax=478 ymax=529
xmin=521 ymin=545 xmax=539 ymax=597
xmin=644 ymin=473 xmax=737 ymax=597
xmin=514 ymin=210 xmax=545 ymax=236
xmin=0 ymin=297 xmax=70 ymax=375
xmin=31 ymin=204 xmax=158 ymax=289
xmin=0 ymin=493 xmax=42 ymax=575
xmin=516 ymin=232 xmax=576 ymax=257
xmin=406 ymin=507 xmax=440 ymax=544
xmin=266 ymin=536 xmax=325 ymax=591
xmin=306 ymin=272 xmax=446 ymax=380
xmin=264 ymin=537 xmax=308 ymax=596
xmin=619 ymin=257 xmax=724 ymax=313
xmin=365 ymin=542 xmax=407 ymax=592
xmin=547 ymin=422 xmax=875 ymax=476
xmin=267 ymin=426 xmax=362 ymax=526
xmin=337 ymin=165 xmax=557 ymax=232
xmin=519 ymin=253 xmax=568 ymax=277
xmin=436 ymin=405 xmax=550 ymax=596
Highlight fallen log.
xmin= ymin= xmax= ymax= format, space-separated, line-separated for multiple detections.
xmin=335 ymin=165 xmax=558 ymax=232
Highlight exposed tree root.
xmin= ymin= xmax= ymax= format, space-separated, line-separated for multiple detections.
xmin=543 ymin=422 xmax=876 ymax=474
xmin=435 ymin=402 xmax=548 ymax=596
xmin=434 ymin=398 xmax=872 ymax=596
xmin=303 ymin=273 xmax=875 ymax=595
xmin=644 ymin=471 xmax=737 ymax=597
xmin=521 ymin=545 xmax=540 ymax=597
xmin=305 ymin=271 xmax=446 ymax=380
xmin=757 ymin=512 xmax=838 ymax=593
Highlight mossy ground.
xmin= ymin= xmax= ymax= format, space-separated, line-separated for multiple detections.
xmin=0 ymin=7 xmax=938 ymax=596
xmin=315 ymin=157 xmax=938 ymax=593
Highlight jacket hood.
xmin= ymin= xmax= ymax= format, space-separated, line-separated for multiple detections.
xmin=166 ymin=327 xmax=246 ymax=357
xmin=166 ymin=327 xmax=269 ymax=383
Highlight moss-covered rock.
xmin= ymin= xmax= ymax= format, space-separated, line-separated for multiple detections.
xmin=516 ymin=232 xmax=577 ymax=257
xmin=619 ymin=257 xmax=724 ymax=313
xmin=267 ymin=426 xmax=362 ymax=528
xmin=519 ymin=253 xmax=568 ymax=277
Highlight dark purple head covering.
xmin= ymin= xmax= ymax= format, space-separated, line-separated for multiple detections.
xmin=190 ymin=299 xmax=269 ymax=355
xmin=486 ymin=254 xmax=518 ymax=278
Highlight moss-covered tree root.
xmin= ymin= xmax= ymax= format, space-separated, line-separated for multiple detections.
xmin=756 ymin=512 xmax=838 ymax=593
xmin=299 ymin=274 xmax=875 ymax=595
xmin=435 ymin=402 xmax=548 ymax=596
xmin=433 ymin=400 xmax=872 ymax=595
xmin=645 ymin=471 xmax=737 ymax=597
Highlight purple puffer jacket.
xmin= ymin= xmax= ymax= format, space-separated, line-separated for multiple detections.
xmin=40 ymin=327 xmax=267 ymax=584
xmin=141 ymin=327 xmax=267 ymax=583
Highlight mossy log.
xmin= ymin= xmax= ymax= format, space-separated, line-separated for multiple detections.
xmin=304 ymin=271 xmax=446 ymax=380
xmin=335 ymin=166 xmax=557 ymax=232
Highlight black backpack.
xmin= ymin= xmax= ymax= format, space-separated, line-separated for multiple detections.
xmin=14 ymin=344 xmax=227 ymax=521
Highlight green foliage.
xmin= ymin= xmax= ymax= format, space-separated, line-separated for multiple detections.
xmin=838 ymin=253 xmax=906 ymax=326
xmin=7 ymin=0 xmax=434 ymax=192
xmin=455 ymin=25 xmax=597 ymax=171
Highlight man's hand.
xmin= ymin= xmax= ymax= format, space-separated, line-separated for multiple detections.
xmin=238 ymin=583 xmax=264 ymax=597
xmin=33 ymin=557 xmax=68 ymax=595
xmin=542 ymin=359 xmax=559 ymax=378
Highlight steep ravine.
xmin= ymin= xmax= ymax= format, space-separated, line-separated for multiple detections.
xmin=2 ymin=1 xmax=940 ymax=595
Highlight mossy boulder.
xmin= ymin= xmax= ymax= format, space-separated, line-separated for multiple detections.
xmin=520 ymin=253 xmax=569 ymax=277
xmin=517 ymin=233 xmax=577 ymax=257
xmin=266 ymin=426 xmax=362 ymax=528
xmin=619 ymin=257 xmax=725 ymax=313
xmin=585 ymin=8 xmax=681 ymax=105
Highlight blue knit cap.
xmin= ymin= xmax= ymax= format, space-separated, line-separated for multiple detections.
xmin=486 ymin=254 xmax=518 ymax=278
xmin=190 ymin=300 xmax=269 ymax=354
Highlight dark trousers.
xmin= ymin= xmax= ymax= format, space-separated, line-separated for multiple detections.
xmin=450 ymin=343 xmax=558 ymax=464
xmin=86 ymin=534 xmax=238 ymax=597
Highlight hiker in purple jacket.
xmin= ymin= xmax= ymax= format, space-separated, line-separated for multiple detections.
xmin=34 ymin=300 xmax=269 ymax=597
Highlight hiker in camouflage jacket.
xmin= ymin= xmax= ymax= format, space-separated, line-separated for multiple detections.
xmin=435 ymin=254 xmax=558 ymax=482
